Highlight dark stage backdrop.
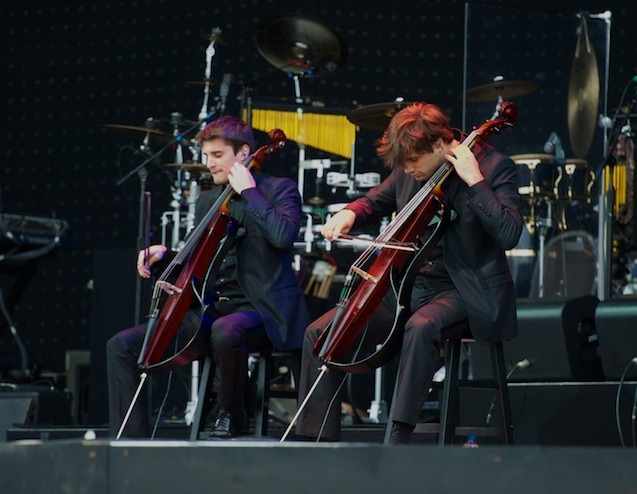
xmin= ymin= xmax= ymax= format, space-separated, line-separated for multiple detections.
xmin=1 ymin=0 xmax=636 ymax=424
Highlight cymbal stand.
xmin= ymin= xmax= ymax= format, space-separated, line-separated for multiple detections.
xmin=198 ymin=28 xmax=220 ymax=123
xmin=535 ymin=199 xmax=552 ymax=298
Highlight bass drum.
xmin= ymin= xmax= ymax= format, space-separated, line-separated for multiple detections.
xmin=528 ymin=230 xmax=597 ymax=298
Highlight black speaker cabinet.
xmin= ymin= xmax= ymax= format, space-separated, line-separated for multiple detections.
xmin=595 ymin=296 xmax=637 ymax=380
xmin=0 ymin=385 xmax=72 ymax=441
xmin=470 ymin=295 xmax=604 ymax=381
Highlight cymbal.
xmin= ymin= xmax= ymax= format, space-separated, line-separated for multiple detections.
xmin=511 ymin=153 xmax=556 ymax=164
xmin=465 ymin=80 xmax=539 ymax=101
xmin=103 ymin=124 xmax=174 ymax=142
xmin=199 ymin=28 xmax=225 ymax=44
xmin=255 ymin=14 xmax=347 ymax=76
xmin=186 ymin=79 xmax=218 ymax=87
xmin=163 ymin=163 xmax=209 ymax=175
xmin=568 ymin=20 xmax=599 ymax=159
xmin=347 ymin=100 xmax=413 ymax=131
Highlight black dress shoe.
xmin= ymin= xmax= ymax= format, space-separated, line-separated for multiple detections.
xmin=208 ymin=409 xmax=248 ymax=439
xmin=208 ymin=409 xmax=233 ymax=439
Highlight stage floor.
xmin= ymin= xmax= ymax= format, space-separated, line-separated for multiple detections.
xmin=1 ymin=438 xmax=636 ymax=494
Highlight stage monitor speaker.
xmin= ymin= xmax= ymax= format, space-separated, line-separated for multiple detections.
xmin=470 ymin=295 xmax=604 ymax=381
xmin=0 ymin=391 xmax=34 ymax=441
xmin=0 ymin=385 xmax=72 ymax=440
xmin=595 ymin=297 xmax=637 ymax=380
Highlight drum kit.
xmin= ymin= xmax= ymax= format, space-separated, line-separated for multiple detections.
xmin=103 ymin=14 xmax=604 ymax=304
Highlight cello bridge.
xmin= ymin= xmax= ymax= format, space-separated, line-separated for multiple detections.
xmin=351 ymin=266 xmax=379 ymax=283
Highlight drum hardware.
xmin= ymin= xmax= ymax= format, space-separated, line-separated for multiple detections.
xmin=326 ymin=171 xmax=381 ymax=193
xmin=255 ymin=14 xmax=347 ymax=77
xmin=298 ymin=158 xmax=343 ymax=206
xmin=196 ymin=27 xmax=223 ymax=127
xmin=303 ymin=259 xmax=337 ymax=299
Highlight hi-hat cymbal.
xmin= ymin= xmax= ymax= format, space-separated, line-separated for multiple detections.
xmin=568 ymin=19 xmax=600 ymax=159
xmin=255 ymin=14 xmax=347 ymax=77
xmin=465 ymin=80 xmax=539 ymax=101
xmin=200 ymin=28 xmax=225 ymax=44
xmin=347 ymin=100 xmax=413 ymax=131
xmin=163 ymin=163 xmax=209 ymax=175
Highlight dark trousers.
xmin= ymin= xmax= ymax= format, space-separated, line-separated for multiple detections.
xmin=295 ymin=287 xmax=467 ymax=441
xmin=106 ymin=307 xmax=270 ymax=438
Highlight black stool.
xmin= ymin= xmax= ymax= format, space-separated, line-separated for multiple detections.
xmin=383 ymin=329 xmax=514 ymax=445
xmin=189 ymin=350 xmax=299 ymax=440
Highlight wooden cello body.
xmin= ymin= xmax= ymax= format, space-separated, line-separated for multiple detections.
xmin=314 ymin=102 xmax=517 ymax=373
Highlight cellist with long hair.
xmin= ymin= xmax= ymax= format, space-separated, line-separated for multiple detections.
xmin=294 ymin=102 xmax=523 ymax=444
xmin=107 ymin=116 xmax=309 ymax=439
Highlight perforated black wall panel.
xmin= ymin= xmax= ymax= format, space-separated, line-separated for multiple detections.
xmin=1 ymin=0 xmax=635 ymax=387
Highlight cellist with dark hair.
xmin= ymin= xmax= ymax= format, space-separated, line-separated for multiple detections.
xmin=107 ymin=115 xmax=309 ymax=439
xmin=294 ymin=102 xmax=523 ymax=445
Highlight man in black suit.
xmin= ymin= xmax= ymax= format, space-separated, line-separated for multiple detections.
xmin=294 ymin=102 xmax=523 ymax=444
xmin=107 ymin=115 xmax=309 ymax=439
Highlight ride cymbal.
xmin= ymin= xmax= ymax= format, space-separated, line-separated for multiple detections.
xmin=347 ymin=100 xmax=413 ymax=131
xmin=104 ymin=124 xmax=192 ymax=146
xmin=255 ymin=14 xmax=347 ymax=76
xmin=465 ymin=79 xmax=539 ymax=102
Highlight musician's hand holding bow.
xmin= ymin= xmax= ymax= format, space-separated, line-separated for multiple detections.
xmin=137 ymin=244 xmax=168 ymax=278
xmin=320 ymin=209 xmax=356 ymax=241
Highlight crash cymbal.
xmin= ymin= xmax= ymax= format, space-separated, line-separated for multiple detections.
xmin=255 ymin=14 xmax=347 ymax=76
xmin=568 ymin=19 xmax=599 ymax=159
xmin=163 ymin=163 xmax=209 ymax=175
xmin=347 ymin=100 xmax=413 ymax=131
xmin=465 ymin=79 xmax=539 ymax=102
xmin=104 ymin=124 xmax=174 ymax=142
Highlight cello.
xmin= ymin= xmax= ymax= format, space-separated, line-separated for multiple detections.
xmin=313 ymin=101 xmax=517 ymax=374
xmin=136 ymin=128 xmax=288 ymax=372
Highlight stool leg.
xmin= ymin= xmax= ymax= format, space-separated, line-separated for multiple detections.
xmin=439 ymin=339 xmax=461 ymax=445
xmin=190 ymin=356 xmax=213 ymax=441
xmin=491 ymin=343 xmax=514 ymax=445
xmin=254 ymin=353 xmax=273 ymax=437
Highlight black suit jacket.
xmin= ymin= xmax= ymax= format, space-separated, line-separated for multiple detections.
xmin=194 ymin=174 xmax=309 ymax=350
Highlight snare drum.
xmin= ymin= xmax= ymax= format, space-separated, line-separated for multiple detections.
xmin=561 ymin=158 xmax=594 ymax=202
xmin=511 ymin=154 xmax=562 ymax=200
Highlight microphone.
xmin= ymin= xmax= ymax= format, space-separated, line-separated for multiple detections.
xmin=543 ymin=132 xmax=565 ymax=164
xmin=218 ymin=73 xmax=232 ymax=115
